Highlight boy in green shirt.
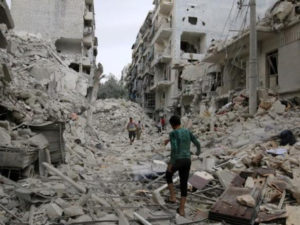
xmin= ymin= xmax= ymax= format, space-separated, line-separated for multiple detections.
xmin=165 ymin=115 xmax=201 ymax=217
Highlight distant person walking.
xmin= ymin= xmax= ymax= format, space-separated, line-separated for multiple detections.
xmin=136 ymin=121 xmax=143 ymax=140
xmin=161 ymin=116 xmax=166 ymax=130
xmin=127 ymin=117 xmax=137 ymax=145
xmin=156 ymin=120 xmax=162 ymax=133
xmin=164 ymin=115 xmax=201 ymax=217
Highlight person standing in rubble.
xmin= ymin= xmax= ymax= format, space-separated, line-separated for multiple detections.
xmin=136 ymin=121 xmax=143 ymax=140
xmin=127 ymin=117 xmax=137 ymax=145
xmin=164 ymin=115 xmax=201 ymax=217
xmin=161 ymin=116 xmax=166 ymax=130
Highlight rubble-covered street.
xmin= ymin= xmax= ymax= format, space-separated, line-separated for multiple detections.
xmin=1 ymin=0 xmax=300 ymax=225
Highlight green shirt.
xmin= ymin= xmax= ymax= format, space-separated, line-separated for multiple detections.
xmin=169 ymin=128 xmax=201 ymax=165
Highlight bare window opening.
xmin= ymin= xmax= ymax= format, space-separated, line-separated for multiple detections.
xmin=266 ymin=50 xmax=279 ymax=87
xmin=145 ymin=93 xmax=155 ymax=109
xmin=181 ymin=32 xmax=206 ymax=54
xmin=55 ymin=38 xmax=82 ymax=54
xmin=69 ymin=63 xmax=80 ymax=73
xmin=267 ymin=50 xmax=278 ymax=76
xmin=84 ymin=20 xmax=92 ymax=27
xmin=181 ymin=41 xmax=197 ymax=53
xmin=188 ymin=17 xmax=198 ymax=25
xmin=83 ymin=66 xmax=91 ymax=75
xmin=210 ymin=72 xmax=222 ymax=91
xmin=93 ymin=48 xmax=98 ymax=57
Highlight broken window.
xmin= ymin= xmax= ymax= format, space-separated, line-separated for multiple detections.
xmin=55 ymin=38 xmax=82 ymax=54
xmin=69 ymin=63 xmax=80 ymax=72
xmin=266 ymin=50 xmax=278 ymax=76
xmin=83 ymin=66 xmax=91 ymax=75
xmin=180 ymin=32 xmax=206 ymax=54
xmin=181 ymin=41 xmax=197 ymax=53
xmin=188 ymin=17 xmax=198 ymax=25
xmin=144 ymin=93 xmax=155 ymax=109
xmin=266 ymin=50 xmax=278 ymax=87
xmin=210 ymin=72 xmax=222 ymax=92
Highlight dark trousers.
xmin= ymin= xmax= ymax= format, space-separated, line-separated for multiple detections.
xmin=166 ymin=158 xmax=191 ymax=197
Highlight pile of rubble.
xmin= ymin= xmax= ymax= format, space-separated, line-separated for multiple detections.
xmin=1 ymin=3 xmax=300 ymax=225
xmin=173 ymin=88 xmax=300 ymax=224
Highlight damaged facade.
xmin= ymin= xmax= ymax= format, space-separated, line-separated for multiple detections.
xmin=126 ymin=0 xmax=279 ymax=118
xmin=11 ymin=0 xmax=98 ymax=80
xmin=126 ymin=0 xmax=238 ymax=119
xmin=195 ymin=0 xmax=300 ymax=112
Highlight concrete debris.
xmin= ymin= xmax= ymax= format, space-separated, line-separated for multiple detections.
xmin=63 ymin=205 xmax=84 ymax=217
xmin=270 ymin=100 xmax=286 ymax=114
xmin=237 ymin=194 xmax=256 ymax=208
xmin=45 ymin=203 xmax=63 ymax=220
xmin=0 ymin=127 xmax=11 ymax=146
xmin=286 ymin=206 xmax=300 ymax=225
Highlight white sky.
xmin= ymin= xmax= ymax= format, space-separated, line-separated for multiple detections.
xmin=95 ymin=1 xmax=153 ymax=79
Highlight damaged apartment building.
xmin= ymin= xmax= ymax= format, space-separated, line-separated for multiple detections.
xmin=0 ymin=0 xmax=14 ymax=87
xmin=126 ymin=0 xmax=237 ymax=119
xmin=126 ymin=0 xmax=285 ymax=118
xmin=11 ymin=0 xmax=98 ymax=91
xmin=197 ymin=0 xmax=300 ymax=112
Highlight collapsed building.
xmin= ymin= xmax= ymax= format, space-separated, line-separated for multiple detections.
xmin=11 ymin=0 xmax=98 ymax=97
xmin=198 ymin=0 xmax=300 ymax=112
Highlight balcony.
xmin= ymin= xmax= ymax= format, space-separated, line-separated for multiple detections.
xmin=82 ymin=57 xmax=91 ymax=67
xmin=83 ymin=35 xmax=93 ymax=47
xmin=159 ymin=0 xmax=173 ymax=15
xmin=151 ymin=53 xmax=172 ymax=67
xmin=181 ymin=53 xmax=205 ymax=62
xmin=152 ymin=22 xmax=172 ymax=44
xmin=84 ymin=12 xmax=94 ymax=21
xmin=150 ymin=80 xmax=173 ymax=91
xmin=85 ymin=0 xmax=94 ymax=4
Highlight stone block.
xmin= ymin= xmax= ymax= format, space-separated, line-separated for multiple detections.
xmin=0 ymin=127 xmax=11 ymax=146
xmin=63 ymin=205 xmax=84 ymax=217
xmin=45 ymin=203 xmax=63 ymax=220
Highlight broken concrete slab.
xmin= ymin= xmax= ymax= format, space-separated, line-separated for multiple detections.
xmin=45 ymin=203 xmax=63 ymax=220
xmin=286 ymin=205 xmax=300 ymax=225
xmin=237 ymin=194 xmax=256 ymax=208
xmin=0 ymin=127 xmax=11 ymax=146
xmin=216 ymin=170 xmax=236 ymax=188
xmin=63 ymin=205 xmax=84 ymax=217
xmin=270 ymin=100 xmax=286 ymax=114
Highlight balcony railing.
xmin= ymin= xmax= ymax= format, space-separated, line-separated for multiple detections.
xmin=150 ymin=80 xmax=173 ymax=91
xmin=159 ymin=0 xmax=173 ymax=15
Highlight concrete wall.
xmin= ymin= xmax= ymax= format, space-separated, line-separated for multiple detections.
xmin=278 ymin=40 xmax=300 ymax=94
xmin=258 ymin=23 xmax=300 ymax=94
xmin=11 ymin=0 xmax=85 ymax=40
